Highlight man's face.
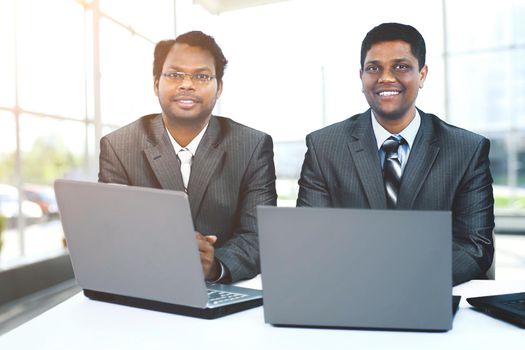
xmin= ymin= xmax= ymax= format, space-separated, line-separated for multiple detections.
xmin=154 ymin=43 xmax=222 ymax=125
xmin=360 ymin=40 xmax=427 ymax=122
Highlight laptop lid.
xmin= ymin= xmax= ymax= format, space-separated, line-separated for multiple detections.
xmin=54 ymin=180 xmax=262 ymax=318
xmin=257 ymin=206 xmax=452 ymax=331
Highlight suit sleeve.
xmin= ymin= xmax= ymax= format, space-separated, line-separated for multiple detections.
xmin=452 ymin=137 xmax=495 ymax=285
xmin=214 ymin=134 xmax=277 ymax=282
xmin=98 ymin=136 xmax=130 ymax=184
xmin=297 ymin=134 xmax=333 ymax=207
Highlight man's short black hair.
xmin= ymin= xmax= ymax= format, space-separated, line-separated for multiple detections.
xmin=153 ymin=31 xmax=228 ymax=84
xmin=360 ymin=23 xmax=426 ymax=70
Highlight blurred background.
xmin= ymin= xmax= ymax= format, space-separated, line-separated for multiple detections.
xmin=0 ymin=0 xmax=524 ymax=290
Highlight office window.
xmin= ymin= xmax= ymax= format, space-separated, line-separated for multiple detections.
xmin=0 ymin=112 xmax=18 ymax=262
xmin=0 ymin=112 xmax=16 ymax=183
xmin=175 ymin=0 xmax=445 ymax=203
xmin=0 ymin=0 xmax=15 ymax=108
xmin=446 ymin=2 xmax=514 ymax=52
xmin=99 ymin=0 xmax=175 ymax=40
xmin=0 ymin=0 xmax=175 ymax=267
xmin=448 ymin=51 xmax=515 ymax=131
xmin=16 ymin=0 xmax=86 ymax=119
xmin=99 ymin=18 xmax=159 ymax=125
xmin=2 ymin=0 xmax=523 ymax=267
xmin=19 ymin=115 xmax=85 ymax=184
xmin=445 ymin=0 xmax=525 ymax=213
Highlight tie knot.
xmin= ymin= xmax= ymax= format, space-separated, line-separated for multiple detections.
xmin=178 ymin=148 xmax=193 ymax=164
xmin=381 ymin=136 xmax=405 ymax=154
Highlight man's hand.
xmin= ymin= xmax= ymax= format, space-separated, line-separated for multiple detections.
xmin=196 ymin=232 xmax=220 ymax=280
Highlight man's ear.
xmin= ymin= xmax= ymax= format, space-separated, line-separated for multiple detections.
xmin=419 ymin=65 xmax=428 ymax=89
xmin=216 ymin=80 xmax=223 ymax=99
xmin=359 ymin=68 xmax=364 ymax=92
xmin=154 ymin=79 xmax=159 ymax=96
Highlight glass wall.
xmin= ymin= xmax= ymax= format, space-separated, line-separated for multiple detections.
xmin=174 ymin=0 xmax=446 ymax=204
xmin=0 ymin=0 xmax=174 ymax=267
xmin=175 ymin=0 xmax=524 ymax=216
xmin=1 ymin=0 xmax=523 ymax=267
xmin=445 ymin=1 xmax=525 ymax=214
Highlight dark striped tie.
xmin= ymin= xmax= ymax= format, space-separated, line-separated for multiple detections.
xmin=382 ymin=136 xmax=406 ymax=209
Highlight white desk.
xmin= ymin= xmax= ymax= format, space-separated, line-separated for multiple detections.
xmin=1 ymin=278 xmax=524 ymax=350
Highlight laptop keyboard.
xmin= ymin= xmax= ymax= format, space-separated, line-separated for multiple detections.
xmin=503 ymin=298 xmax=525 ymax=311
xmin=207 ymin=289 xmax=247 ymax=306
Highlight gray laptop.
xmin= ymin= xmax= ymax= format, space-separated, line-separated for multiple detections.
xmin=54 ymin=179 xmax=262 ymax=319
xmin=257 ymin=206 xmax=453 ymax=331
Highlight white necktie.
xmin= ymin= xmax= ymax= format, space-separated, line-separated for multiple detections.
xmin=178 ymin=148 xmax=192 ymax=190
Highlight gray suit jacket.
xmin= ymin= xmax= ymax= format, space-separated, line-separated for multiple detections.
xmin=297 ymin=109 xmax=495 ymax=286
xmin=99 ymin=114 xmax=277 ymax=282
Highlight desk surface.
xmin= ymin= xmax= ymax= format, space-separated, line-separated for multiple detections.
xmin=1 ymin=278 xmax=524 ymax=350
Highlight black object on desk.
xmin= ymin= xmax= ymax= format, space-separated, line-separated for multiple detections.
xmin=467 ymin=292 xmax=525 ymax=328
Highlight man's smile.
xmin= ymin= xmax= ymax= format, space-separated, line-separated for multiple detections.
xmin=377 ymin=90 xmax=401 ymax=97
xmin=172 ymin=94 xmax=201 ymax=108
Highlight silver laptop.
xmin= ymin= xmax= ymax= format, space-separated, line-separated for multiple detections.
xmin=54 ymin=179 xmax=262 ymax=319
xmin=257 ymin=206 xmax=453 ymax=331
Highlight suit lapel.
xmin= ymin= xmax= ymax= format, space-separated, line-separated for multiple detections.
xmin=397 ymin=111 xmax=440 ymax=209
xmin=187 ymin=116 xmax=225 ymax=217
xmin=347 ymin=110 xmax=387 ymax=209
xmin=143 ymin=115 xmax=186 ymax=191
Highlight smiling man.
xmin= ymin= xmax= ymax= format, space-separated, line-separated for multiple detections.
xmin=99 ymin=31 xmax=277 ymax=283
xmin=297 ymin=23 xmax=494 ymax=285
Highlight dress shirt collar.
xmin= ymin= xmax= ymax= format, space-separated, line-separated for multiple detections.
xmin=166 ymin=123 xmax=209 ymax=156
xmin=371 ymin=109 xmax=421 ymax=151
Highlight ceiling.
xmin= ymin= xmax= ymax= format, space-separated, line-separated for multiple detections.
xmin=193 ymin=0 xmax=289 ymax=14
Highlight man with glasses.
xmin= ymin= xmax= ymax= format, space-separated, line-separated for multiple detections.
xmin=99 ymin=31 xmax=277 ymax=283
xmin=297 ymin=23 xmax=494 ymax=285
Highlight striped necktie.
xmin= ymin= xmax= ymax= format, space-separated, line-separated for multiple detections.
xmin=382 ymin=136 xmax=406 ymax=209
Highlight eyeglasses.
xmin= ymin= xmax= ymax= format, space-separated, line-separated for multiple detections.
xmin=161 ymin=71 xmax=216 ymax=84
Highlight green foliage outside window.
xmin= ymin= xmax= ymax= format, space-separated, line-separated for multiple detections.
xmin=495 ymin=196 xmax=525 ymax=210
xmin=0 ymin=137 xmax=81 ymax=185
xmin=0 ymin=215 xmax=5 ymax=253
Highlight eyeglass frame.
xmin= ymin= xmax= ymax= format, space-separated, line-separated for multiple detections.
xmin=161 ymin=71 xmax=217 ymax=84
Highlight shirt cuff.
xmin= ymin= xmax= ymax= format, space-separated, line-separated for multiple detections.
xmin=208 ymin=258 xmax=227 ymax=283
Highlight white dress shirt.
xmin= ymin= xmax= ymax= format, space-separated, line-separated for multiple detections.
xmin=165 ymin=122 xmax=227 ymax=282
xmin=371 ymin=109 xmax=421 ymax=172
xmin=167 ymin=123 xmax=208 ymax=162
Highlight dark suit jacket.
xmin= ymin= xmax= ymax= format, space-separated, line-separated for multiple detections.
xmin=297 ymin=109 xmax=495 ymax=286
xmin=99 ymin=114 xmax=277 ymax=282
